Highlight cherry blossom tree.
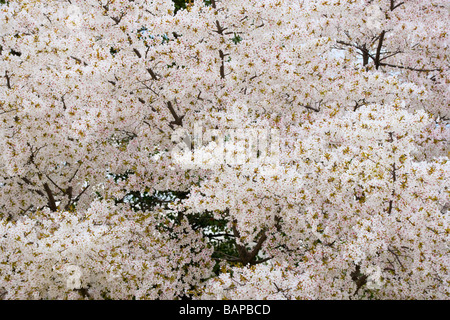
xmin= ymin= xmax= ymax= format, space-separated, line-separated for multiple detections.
xmin=0 ymin=0 xmax=448 ymax=299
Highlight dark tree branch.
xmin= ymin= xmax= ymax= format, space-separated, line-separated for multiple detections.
xmin=353 ymin=99 xmax=368 ymax=111
xmin=231 ymin=220 xmax=270 ymax=265
xmin=301 ymin=100 xmax=323 ymax=112
xmin=219 ymin=50 xmax=226 ymax=79
xmin=133 ymin=48 xmax=142 ymax=58
xmin=146 ymin=67 xmax=159 ymax=80
xmin=73 ymin=184 xmax=90 ymax=203
xmin=45 ymin=174 xmax=66 ymax=195
xmin=0 ymin=108 xmax=18 ymax=115
xmin=379 ymin=50 xmax=403 ymax=61
xmin=43 ymin=183 xmax=58 ymax=212
xmin=4 ymin=71 xmax=12 ymax=89
xmin=362 ymin=48 xmax=369 ymax=66
xmin=20 ymin=177 xmax=45 ymax=197
xmin=213 ymin=20 xmax=228 ymax=35
xmin=166 ymin=101 xmax=184 ymax=128
xmin=248 ymin=231 xmax=268 ymax=263
xmin=137 ymin=80 xmax=160 ymax=96
xmin=378 ymin=62 xmax=440 ymax=73
xmin=110 ymin=12 xmax=126 ymax=25
xmin=61 ymin=95 xmax=67 ymax=110
xmin=351 ymin=264 xmax=368 ymax=295
xmin=70 ymin=56 xmax=88 ymax=66
xmin=388 ymin=247 xmax=406 ymax=270
xmin=390 ymin=0 xmax=405 ymax=11
xmin=374 ymin=30 xmax=386 ymax=69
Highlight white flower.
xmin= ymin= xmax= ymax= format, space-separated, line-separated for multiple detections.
xmin=66 ymin=5 xmax=82 ymax=30
xmin=365 ymin=265 xmax=383 ymax=290
xmin=65 ymin=265 xmax=83 ymax=290
xmin=365 ymin=5 xmax=383 ymax=31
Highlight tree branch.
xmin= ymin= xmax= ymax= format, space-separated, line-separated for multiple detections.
xmin=378 ymin=62 xmax=440 ymax=73
xmin=43 ymin=183 xmax=58 ymax=212
xmin=133 ymin=48 xmax=142 ymax=58
xmin=166 ymin=101 xmax=184 ymax=128
xmin=374 ymin=30 xmax=386 ymax=69
xmin=70 ymin=56 xmax=88 ymax=66
xmin=146 ymin=67 xmax=159 ymax=80
xmin=390 ymin=0 xmax=405 ymax=11
xmin=4 ymin=71 xmax=12 ymax=89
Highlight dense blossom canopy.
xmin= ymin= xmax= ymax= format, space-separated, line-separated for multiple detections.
xmin=0 ymin=0 xmax=449 ymax=299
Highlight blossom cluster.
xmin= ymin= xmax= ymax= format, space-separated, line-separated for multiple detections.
xmin=0 ymin=201 xmax=213 ymax=299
